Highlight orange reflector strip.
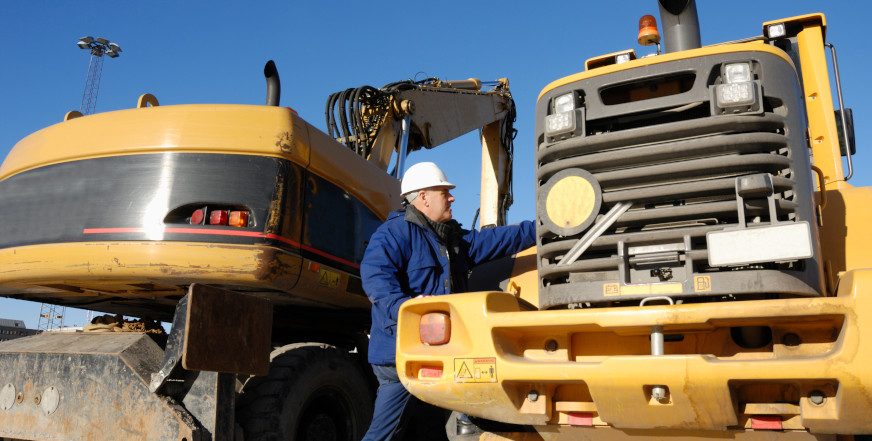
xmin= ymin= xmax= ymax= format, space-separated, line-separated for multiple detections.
xmin=568 ymin=412 xmax=593 ymax=426
xmin=307 ymin=262 xmax=321 ymax=272
xmin=419 ymin=312 xmax=451 ymax=345
xmin=419 ymin=366 xmax=443 ymax=378
xmin=750 ymin=415 xmax=783 ymax=430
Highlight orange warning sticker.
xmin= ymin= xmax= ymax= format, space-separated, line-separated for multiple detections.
xmin=454 ymin=358 xmax=497 ymax=383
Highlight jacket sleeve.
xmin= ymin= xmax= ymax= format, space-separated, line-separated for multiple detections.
xmin=360 ymin=225 xmax=410 ymax=322
xmin=464 ymin=220 xmax=537 ymax=267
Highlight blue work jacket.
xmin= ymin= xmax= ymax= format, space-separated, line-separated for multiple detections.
xmin=361 ymin=210 xmax=536 ymax=365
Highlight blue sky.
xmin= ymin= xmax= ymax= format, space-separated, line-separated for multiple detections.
xmin=2 ymin=1 xmax=869 ymax=329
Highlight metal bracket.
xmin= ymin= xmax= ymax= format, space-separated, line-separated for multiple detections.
xmin=149 ymin=295 xmax=188 ymax=393
xmin=149 ymin=284 xmax=273 ymax=394
xmin=559 ymin=201 xmax=632 ymax=266
xmin=735 ymin=173 xmax=777 ymax=228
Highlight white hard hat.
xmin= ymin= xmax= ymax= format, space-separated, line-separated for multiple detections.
xmin=400 ymin=162 xmax=455 ymax=196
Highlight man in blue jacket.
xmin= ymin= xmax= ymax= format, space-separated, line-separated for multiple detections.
xmin=360 ymin=162 xmax=536 ymax=441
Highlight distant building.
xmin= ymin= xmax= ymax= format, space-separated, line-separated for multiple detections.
xmin=0 ymin=318 xmax=40 ymax=342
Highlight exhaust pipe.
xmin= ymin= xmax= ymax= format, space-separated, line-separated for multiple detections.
xmin=658 ymin=0 xmax=701 ymax=53
xmin=264 ymin=60 xmax=281 ymax=106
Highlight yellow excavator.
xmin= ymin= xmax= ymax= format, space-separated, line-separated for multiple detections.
xmin=397 ymin=1 xmax=872 ymax=440
xmin=0 ymin=61 xmax=515 ymax=440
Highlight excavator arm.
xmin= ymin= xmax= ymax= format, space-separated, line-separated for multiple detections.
xmin=325 ymin=78 xmax=516 ymax=227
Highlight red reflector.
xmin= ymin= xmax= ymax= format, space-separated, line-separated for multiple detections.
xmin=419 ymin=366 xmax=443 ymax=378
xmin=209 ymin=210 xmax=229 ymax=225
xmin=419 ymin=312 xmax=451 ymax=345
xmin=307 ymin=262 xmax=321 ymax=272
xmin=567 ymin=412 xmax=593 ymax=426
xmin=228 ymin=211 xmax=248 ymax=227
xmin=190 ymin=209 xmax=205 ymax=225
xmin=750 ymin=415 xmax=783 ymax=430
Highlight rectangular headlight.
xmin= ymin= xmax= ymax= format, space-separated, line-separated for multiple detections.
xmin=552 ymin=92 xmax=575 ymax=114
xmin=545 ymin=110 xmax=577 ymax=137
xmin=724 ymin=62 xmax=752 ymax=84
xmin=767 ymin=23 xmax=787 ymax=39
xmin=716 ymin=82 xmax=756 ymax=107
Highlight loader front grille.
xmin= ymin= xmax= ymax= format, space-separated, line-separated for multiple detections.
xmin=534 ymin=50 xmax=823 ymax=308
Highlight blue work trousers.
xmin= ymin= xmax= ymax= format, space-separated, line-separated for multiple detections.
xmin=361 ymin=364 xmax=448 ymax=441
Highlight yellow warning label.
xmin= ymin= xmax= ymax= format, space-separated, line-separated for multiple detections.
xmin=454 ymin=358 xmax=497 ymax=383
xmin=318 ymin=269 xmax=341 ymax=288
xmin=694 ymin=275 xmax=712 ymax=292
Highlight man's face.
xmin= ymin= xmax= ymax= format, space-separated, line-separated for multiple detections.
xmin=418 ymin=186 xmax=455 ymax=223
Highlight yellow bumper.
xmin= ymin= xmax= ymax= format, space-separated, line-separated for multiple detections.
xmin=397 ymin=269 xmax=872 ymax=435
xmin=0 ymin=241 xmax=369 ymax=312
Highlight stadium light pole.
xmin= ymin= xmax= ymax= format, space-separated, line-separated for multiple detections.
xmin=77 ymin=36 xmax=122 ymax=115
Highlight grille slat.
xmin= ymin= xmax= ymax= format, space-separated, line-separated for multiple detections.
xmin=601 ymin=176 xmax=794 ymax=205
xmin=538 ymin=132 xmax=788 ymax=179
xmin=592 ymin=154 xmax=791 ymax=188
xmin=539 ymin=250 xmax=709 ymax=279
xmin=615 ymin=199 xmax=797 ymax=227
xmin=539 ymin=224 xmax=725 ymax=259
xmin=537 ymin=113 xmax=788 ymax=164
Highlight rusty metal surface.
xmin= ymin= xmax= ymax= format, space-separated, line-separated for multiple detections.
xmin=0 ymin=333 xmax=198 ymax=441
xmin=180 ymin=371 xmax=236 ymax=441
xmin=182 ymin=284 xmax=272 ymax=375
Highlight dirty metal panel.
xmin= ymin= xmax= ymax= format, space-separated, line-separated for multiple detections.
xmin=182 ymin=283 xmax=273 ymax=375
xmin=0 ymin=333 xmax=197 ymax=441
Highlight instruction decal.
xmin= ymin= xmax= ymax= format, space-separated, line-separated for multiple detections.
xmin=694 ymin=275 xmax=712 ymax=292
xmin=454 ymin=358 xmax=497 ymax=383
xmin=318 ymin=269 xmax=341 ymax=288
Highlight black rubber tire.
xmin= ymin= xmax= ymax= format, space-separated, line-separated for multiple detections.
xmin=236 ymin=344 xmax=374 ymax=441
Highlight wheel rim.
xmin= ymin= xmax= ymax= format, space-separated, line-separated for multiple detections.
xmin=296 ymin=387 xmax=355 ymax=441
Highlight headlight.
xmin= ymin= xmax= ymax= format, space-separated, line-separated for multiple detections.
xmin=552 ymin=92 xmax=575 ymax=113
xmin=766 ymin=22 xmax=787 ymax=39
xmin=716 ymin=82 xmax=756 ymax=106
xmin=723 ymin=62 xmax=752 ymax=84
xmin=711 ymin=61 xmax=761 ymax=115
xmin=546 ymin=92 xmax=583 ymax=140
xmin=546 ymin=111 xmax=576 ymax=134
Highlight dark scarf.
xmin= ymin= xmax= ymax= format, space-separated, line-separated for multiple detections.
xmin=404 ymin=204 xmax=464 ymax=291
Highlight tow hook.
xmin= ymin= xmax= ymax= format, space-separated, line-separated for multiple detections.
xmin=640 ymin=296 xmax=674 ymax=403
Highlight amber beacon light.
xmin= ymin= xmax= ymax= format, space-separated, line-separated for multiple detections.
xmin=638 ymin=15 xmax=661 ymax=46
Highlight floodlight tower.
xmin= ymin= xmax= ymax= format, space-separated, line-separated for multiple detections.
xmin=76 ymin=36 xmax=121 ymax=115
xmin=37 ymin=304 xmax=65 ymax=332
xmin=35 ymin=36 xmax=122 ymax=331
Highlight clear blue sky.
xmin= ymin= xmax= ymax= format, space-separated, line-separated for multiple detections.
xmin=2 ymin=1 xmax=869 ymax=329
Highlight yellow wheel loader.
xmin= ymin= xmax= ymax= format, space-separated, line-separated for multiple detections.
xmin=396 ymin=2 xmax=872 ymax=440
